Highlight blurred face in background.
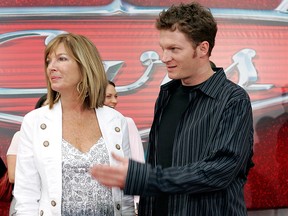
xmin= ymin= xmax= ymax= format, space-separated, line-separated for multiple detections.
xmin=104 ymin=83 xmax=118 ymax=108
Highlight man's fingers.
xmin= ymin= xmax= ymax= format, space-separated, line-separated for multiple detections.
xmin=89 ymin=153 xmax=129 ymax=189
xmin=90 ymin=165 xmax=124 ymax=188
xmin=111 ymin=152 xmax=126 ymax=163
xmin=90 ymin=165 xmax=115 ymax=177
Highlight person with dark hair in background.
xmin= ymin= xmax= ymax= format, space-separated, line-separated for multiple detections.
xmin=14 ymin=33 xmax=134 ymax=215
xmin=34 ymin=94 xmax=48 ymax=110
xmin=0 ymin=156 xmax=12 ymax=216
xmin=91 ymin=2 xmax=254 ymax=216
xmin=0 ymin=157 xmax=6 ymax=179
xmin=6 ymin=94 xmax=48 ymax=216
xmin=105 ymin=81 xmax=145 ymax=163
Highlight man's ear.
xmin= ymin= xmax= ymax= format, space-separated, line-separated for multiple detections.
xmin=197 ymin=41 xmax=209 ymax=57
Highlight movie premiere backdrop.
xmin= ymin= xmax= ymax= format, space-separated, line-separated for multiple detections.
xmin=0 ymin=0 xmax=287 ymax=211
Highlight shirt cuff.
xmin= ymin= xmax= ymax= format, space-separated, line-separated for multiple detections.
xmin=124 ymin=159 xmax=149 ymax=196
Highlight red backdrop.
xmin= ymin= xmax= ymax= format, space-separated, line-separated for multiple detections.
xmin=0 ymin=0 xmax=287 ymax=212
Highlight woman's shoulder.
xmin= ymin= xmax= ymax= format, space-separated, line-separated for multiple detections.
xmin=125 ymin=117 xmax=136 ymax=125
xmin=24 ymin=104 xmax=49 ymax=119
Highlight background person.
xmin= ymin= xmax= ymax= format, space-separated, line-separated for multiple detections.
xmin=91 ymin=2 xmax=254 ymax=216
xmin=14 ymin=33 xmax=135 ymax=215
xmin=105 ymin=80 xmax=145 ymax=214
xmin=0 ymin=156 xmax=13 ymax=216
xmin=105 ymin=80 xmax=145 ymax=163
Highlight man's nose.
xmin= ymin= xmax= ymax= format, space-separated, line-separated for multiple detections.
xmin=161 ymin=50 xmax=172 ymax=63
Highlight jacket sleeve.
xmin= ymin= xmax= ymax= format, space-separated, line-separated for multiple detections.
xmin=124 ymin=98 xmax=254 ymax=196
xmin=14 ymin=112 xmax=41 ymax=215
xmin=126 ymin=117 xmax=145 ymax=163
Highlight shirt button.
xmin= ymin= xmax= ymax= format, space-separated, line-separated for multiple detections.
xmin=40 ymin=210 xmax=44 ymax=216
xmin=116 ymin=203 xmax=121 ymax=210
xmin=51 ymin=200 xmax=56 ymax=207
xmin=115 ymin=144 xmax=121 ymax=150
xmin=115 ymin=127 xmax=120 ymax=132
xmin=40 ymin=123 xmax=47 ymax=130
xmin=43 ymin=141 xmax=49 ymax=147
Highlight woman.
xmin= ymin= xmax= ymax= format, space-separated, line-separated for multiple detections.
xmin=14 ymin=33 xmax=135 ymax=215
xmin=104 ymin=81 xmax=145 ymax=214
xmin=104 ymin=81 xmax=145 ymax=163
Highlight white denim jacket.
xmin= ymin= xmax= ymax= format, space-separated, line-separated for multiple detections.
xmin=14 ymin=101 xmax=135 ymax=216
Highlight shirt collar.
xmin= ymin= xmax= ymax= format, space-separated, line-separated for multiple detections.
xmin=161 ymin=68 xmax=227 ymax=99
xmin=197 ymin=68 xmax=227 ymax=99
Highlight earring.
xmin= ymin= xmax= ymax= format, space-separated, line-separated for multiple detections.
xmin=77 ymin=81 xmax=89 ymax=97
xmin=76 ymin=82 xmax=82 ymax=93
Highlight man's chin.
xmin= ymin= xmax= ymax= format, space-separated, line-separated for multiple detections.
xmin=167 ymin=73 xmax=179 ymax=80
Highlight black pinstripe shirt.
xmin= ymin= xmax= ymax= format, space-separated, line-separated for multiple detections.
xmin=125 ymin=68 xmax=254 ymax=216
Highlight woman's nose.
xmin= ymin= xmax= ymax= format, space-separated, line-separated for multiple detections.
xmin=112 ymin=97 xmax=118 ymax=104
xmin=47 ymin=59 xmax=56 ymax=70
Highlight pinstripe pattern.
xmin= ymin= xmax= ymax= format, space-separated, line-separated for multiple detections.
xmin=124 ymin=68 xmax=254 ymax=216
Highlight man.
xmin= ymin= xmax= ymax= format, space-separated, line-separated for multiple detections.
xmin=91 ymin=2 xmax=254 ymax=215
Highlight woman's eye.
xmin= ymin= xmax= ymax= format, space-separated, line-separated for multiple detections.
xmin=59 ymin=57 xmax=67 ymax=61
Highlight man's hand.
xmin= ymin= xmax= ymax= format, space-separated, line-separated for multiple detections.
xmin=90 ymin=152 xmax=129 ymax=189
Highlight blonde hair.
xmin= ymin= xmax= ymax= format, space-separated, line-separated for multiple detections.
xmin=44 ymin=33 xmax=107 ymax=109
